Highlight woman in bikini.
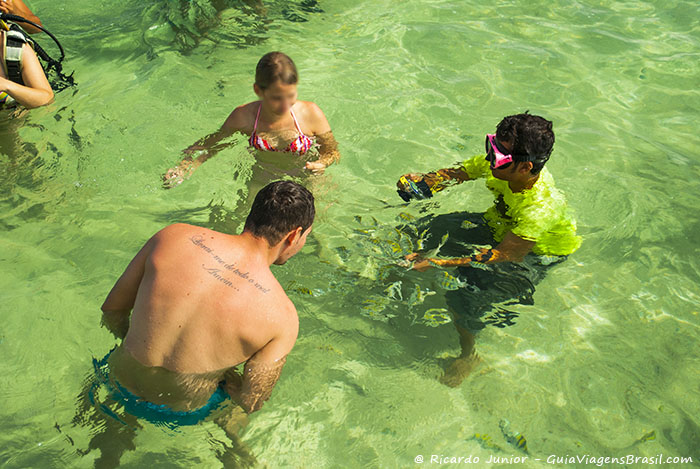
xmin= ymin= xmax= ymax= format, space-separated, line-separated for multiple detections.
xmin=163 ymin=51 xmax=340 ymax=188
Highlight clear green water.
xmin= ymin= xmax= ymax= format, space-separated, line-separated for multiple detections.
xmin=1 ymin=0 xmax=699 ymax=467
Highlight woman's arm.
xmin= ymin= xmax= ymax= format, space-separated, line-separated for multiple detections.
xmin=162 ymin=107 xmax=247 ymax=188
xmin=0 ymin=0 xmax=43 ymax=34
xmin=306 ymin=130 xmax=340 ymax=173
xmin=303 ymin=102 xmax=340 ymax=174
xmin=0 ymin=43 xmax=53 ymax=108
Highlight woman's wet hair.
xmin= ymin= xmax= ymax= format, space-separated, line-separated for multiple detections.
xmin=496 ymin=112 xmax=555 ymax=174
xmin=255 ymin=52 xmax=298 ymax=90
xmin=244 ymin=180 xmax=315 ymax=245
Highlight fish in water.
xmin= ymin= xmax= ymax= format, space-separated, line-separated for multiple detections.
xmin=397 ymin=212 xmax=415 ymax=222
xmin=408 ymin=284 xmax=436 ymax=309
xmin=354 ymin=228 xmax=375 ymax=236
xmin=385 ymin=240 xmax=406 ymax=256
xmin=355 ymin=215 xmax=378 ymax=227
xmin=437 ymin=271 xmax=467 ymax=290
xmin=415 ymin=228 xmax=430 ymax=251
xmin=469 ymin=260 xmax=491 ymax=270
xmin=423 ymin=232 xmax=450 ymax=258
xmin=285 ymin=280 xmax=322 ymax=296
xmin=460 ymin=219 xmax=478 ymax=230
xmin=384 ymin=281 xmax=403 ymax=300
xmin=436 ymin=232 xmax=449 ymax=252
xmin=318 ymin=344 xmax=343 ymax=355
xmin=394 ymin=228 xmax=415 ymax=253
xmin=361 ymin=295 xmax=395 ymax=322
xmin=423 ymin=308 xmax=451 ymax=327
xmin=469 ymin=433 xmax=504 ymax=452
xmin=499 ymin=419 xmax=528 ymax=453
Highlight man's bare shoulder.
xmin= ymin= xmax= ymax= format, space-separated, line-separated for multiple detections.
xmin=148 ymin=225 xmax=228 ymax=260
xmin=271 ymin=292 xmax=299 ymax=338
xmin=255 ymin=271 xmax=297 ymax=310
xmin=248 ymin=270 xmax=298 ymax=325
xmin=277 ymin=292 xmax=298 ymax=320
xmin=153 ymin=223 xmax=215 ymax=239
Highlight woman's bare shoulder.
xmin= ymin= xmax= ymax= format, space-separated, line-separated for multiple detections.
xmin=231 ymin=101 xmax=261 ymax=118
xmin=295 ymin=101 xmax=330 ymax=134
xmin=224 ymin=101 xmax=260 ymax=131
xmin=296 ymin=100 xmax=325 ymax=115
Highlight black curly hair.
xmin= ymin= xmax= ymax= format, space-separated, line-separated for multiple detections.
xmin=496 ymin=111 xmax=555 ymax=174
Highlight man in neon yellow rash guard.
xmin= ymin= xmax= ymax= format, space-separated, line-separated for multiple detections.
xmin=398 ymin=112 xmax=581 ymax=387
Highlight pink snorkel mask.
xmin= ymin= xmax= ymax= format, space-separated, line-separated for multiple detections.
xmin=485 ymin=133 xmax=553 ymax=170
xmin=485 ymin=134 xmax=513 ymax=169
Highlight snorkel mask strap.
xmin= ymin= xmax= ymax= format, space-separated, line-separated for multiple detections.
xmin=527 ymin=145 xmax=553 ymax=165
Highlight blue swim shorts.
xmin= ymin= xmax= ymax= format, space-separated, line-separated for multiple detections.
xmin=90 ymin=349 xmax=229 ymax=428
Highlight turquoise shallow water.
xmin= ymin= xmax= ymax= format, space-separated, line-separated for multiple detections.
xmin=1 ymin=0 xmax=699 ymax=467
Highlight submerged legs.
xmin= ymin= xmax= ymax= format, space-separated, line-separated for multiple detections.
xmin=439 ymin=324 xmax=482 ymax=387
xmin=211 ymin=405 xmax=257 ymax=468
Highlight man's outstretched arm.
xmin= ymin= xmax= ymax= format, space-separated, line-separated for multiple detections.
xmin=409 ymin=231 xmax=536 ymax=270
xmin=397 ymin=166 xmax=472 ymax=194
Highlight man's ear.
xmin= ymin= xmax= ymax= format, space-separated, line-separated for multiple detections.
xmin=284 ymin=226 xmax=303 ymax=246
xmin=519 ymin=161 xmax=534 ymax=174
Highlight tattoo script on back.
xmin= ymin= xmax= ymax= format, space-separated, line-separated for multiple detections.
xmin=190 ymin=235 xmax=270 ymax=294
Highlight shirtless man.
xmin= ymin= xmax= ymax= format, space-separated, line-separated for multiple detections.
xmin=92 ymin=180 xmax=313 ymax=465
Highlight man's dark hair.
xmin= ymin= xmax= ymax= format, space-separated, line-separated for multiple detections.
xmin=496 ymin=111 xmax=555 ymax=174
xmin=244 ymin=180 xmax=315 ymax=245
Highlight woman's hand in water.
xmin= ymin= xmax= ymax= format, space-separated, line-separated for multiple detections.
xmin=162 ymin=157 xmax=200 ymax=189
xmin=305 ymin=160 xmax=327 ymax=175
xmin=312 ymin=131 xmax=341 ymax=172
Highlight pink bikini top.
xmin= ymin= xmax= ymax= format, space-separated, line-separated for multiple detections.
xmin=248 ymin=103 xmax=314 ymax=154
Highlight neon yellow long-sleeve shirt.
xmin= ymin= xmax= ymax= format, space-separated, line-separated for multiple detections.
xmin=460 ymin=155 xmax=581 ymax=256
